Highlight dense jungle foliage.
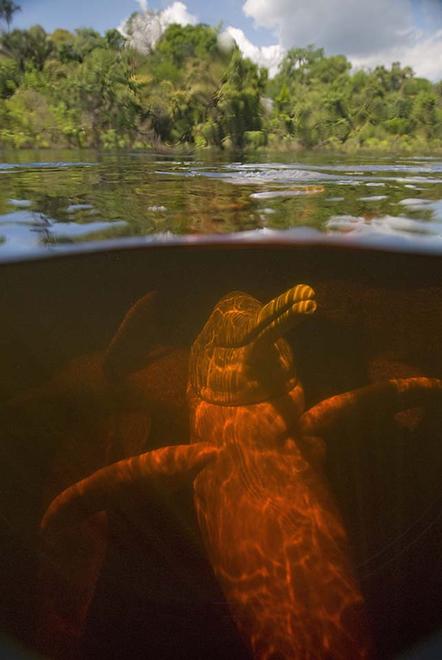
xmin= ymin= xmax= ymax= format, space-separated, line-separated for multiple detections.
xmin=0 ymin=19 xmax=441 ymax=152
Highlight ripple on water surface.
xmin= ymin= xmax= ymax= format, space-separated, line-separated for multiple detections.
xmin=0 ymin=154 xmax=441 ymax=259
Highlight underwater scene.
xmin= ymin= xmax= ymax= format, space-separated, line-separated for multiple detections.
xmin=0 ymin=241 xmax=441 ymax=659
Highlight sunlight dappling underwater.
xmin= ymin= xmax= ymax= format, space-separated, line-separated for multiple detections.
xmin=0 ymin=242 xmax=441 ymax=659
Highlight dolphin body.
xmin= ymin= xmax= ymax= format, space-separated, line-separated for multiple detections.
xmin=42 ymin=284 xmax=442 ymax=659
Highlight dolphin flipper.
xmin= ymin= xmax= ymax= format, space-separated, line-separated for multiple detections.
xmin=42 ymin=443 xmax=218 ymax=533
xmin=37 ymin=443 xmax=217 ymax=657
xmin=300 ymin=377 xmax=442 ymax=437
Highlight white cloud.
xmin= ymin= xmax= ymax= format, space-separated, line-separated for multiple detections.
xmin=120 ymin=0 xmax=442 ymax=81
xmin=242 ymin=0 xmax=442 ymax=80
xmin=243 ymin=0 xmax=413 ymax=56
xmin=160 ymin=2 xmax=197 ymax=27
xmin=120 ymin=2 xmax=197 ymax=54
xmin=223 ymin=27 xmax=285 ymax=76
xmin=121 ymin=1 xmax=285 ymax=76
xmin=351 ymin=28 xmax=442 ymax=81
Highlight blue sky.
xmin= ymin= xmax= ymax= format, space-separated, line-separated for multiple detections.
xmin=15 ymin=1 xmax=274 ymax=43
xmin=11 ymin=1 xmax=442 ymax=80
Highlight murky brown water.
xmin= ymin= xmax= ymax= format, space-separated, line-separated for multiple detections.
xmin=0 ymin=243 xmax=441 ymax=659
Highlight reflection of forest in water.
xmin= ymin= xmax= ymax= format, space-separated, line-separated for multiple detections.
xmin=0 ymin=245 xmax=441 ymax=658
xmin=0 ymin=152 xmax=441 ymax=255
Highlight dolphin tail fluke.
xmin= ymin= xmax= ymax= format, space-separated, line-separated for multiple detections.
xmin=300 ymin=377 xmax=442 ymax=437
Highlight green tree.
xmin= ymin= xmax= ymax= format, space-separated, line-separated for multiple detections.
xmin=0 ymin=55 xmax=19 ymax=97
xmin=155 ymin=23 xmax=218 ymax=67
xmin=412 ymin=90 xmax=439 ymax=138
xmin=0 ymin=17 xmax=440 ymax=152
xmin=0 ymin=0 xmax=20 ymax=31
xmin=0 ymin=25 xmax=53 ymax=71
xmin=104 ymin=29 xmax=126 ymax=51
xmin=49 ymin=28 xmax=105 ymax=64
xmin=2 ymin=86 xmax=63 ymax=147
xmin=216 ymin=50 xmax=266 ymax=148
xmin=70 ymin=48 xmax=142 ymax=147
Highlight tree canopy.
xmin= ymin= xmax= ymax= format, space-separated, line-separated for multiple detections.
xmin=0 ymin=0 xmax=20 ymax=31
xmin=0 ymin=20 xmax=440 ymax=152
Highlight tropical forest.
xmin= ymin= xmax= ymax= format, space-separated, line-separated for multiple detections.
xmin=0 ymin=1 xmax=441 ymax=153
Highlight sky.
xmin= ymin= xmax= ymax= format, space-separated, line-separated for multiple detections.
xmin=13 ymin=0 xmax=442 ymax=80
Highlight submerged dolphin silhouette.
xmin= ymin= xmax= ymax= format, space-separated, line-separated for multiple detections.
xmin=42 ymin=284 xmax=442 ymax=659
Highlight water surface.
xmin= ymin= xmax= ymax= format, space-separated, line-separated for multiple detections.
xmin=0 ymin=151 xmax=441 ymax=259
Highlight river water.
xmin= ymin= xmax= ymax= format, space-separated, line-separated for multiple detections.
xmin=1 ymin=151 xmax=442 ymax=660
xmin=0 ymin=151 xmax=441 ymax=258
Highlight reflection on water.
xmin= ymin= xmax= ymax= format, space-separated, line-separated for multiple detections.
xmin=0 ymin=245 xmax=441 ymax=659
xmin=0 ymin=152 xmax=441 ymax=257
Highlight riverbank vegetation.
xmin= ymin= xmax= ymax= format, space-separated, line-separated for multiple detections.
xmin=0 ymin=20 xmax=441 ymax=153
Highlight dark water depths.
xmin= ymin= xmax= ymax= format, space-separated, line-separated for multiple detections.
xmin=0 ymin=151 xmax=442 ymax=259
xmin=1 ymin=148 xmax=442 ymax=660
xmin=1 ymin=244 xmax=442 ymax=659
